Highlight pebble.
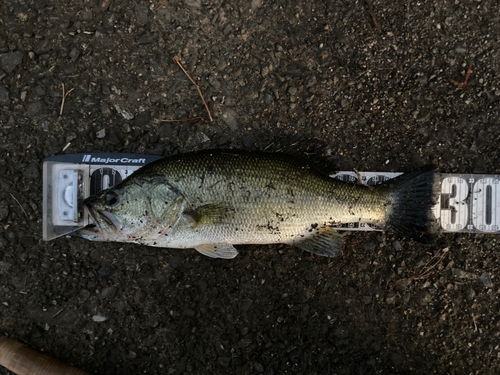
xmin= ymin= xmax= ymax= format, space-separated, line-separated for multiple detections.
xmin=96 ymin=129 xmax=106 ymax=138
xmin=452 ymin=268 xmax=475 ymax=279
xmin=416 ymin=290 xmax=432 ymax=305
xmin=465 ymin=287 xmax=476 ymax=301
xmin=264 ymin=93 xmax=272 ymax=105
xmin=114 ymin=105 xmax=134 ymax=120
xmin=479 ymin=272 xmax=493 ymax=288
xmin=0 ymin=86 xmax=9 ymax=105
xmin=0 ymin=51 xmax=23 ymax=73
xmin=26 ymin=102 xmax=44 ymax=116
xmin=101 ymin=286 xmax=117 ymax=299
xmin=134 ymin=111 xmax=151 ymax=126
xmin=24 ymin=161 xmax=41 ymax=179
xmin=392 ymin=240 xmax=402 ymax=251
xmin=134 ymin=3 xmax=149 ymax=26
xmin=362 ymin=242 xmax=377 ymax=251
xmin=92 ymin=315 xmax=108 ymax=322
xmin=0 ymin=200 xmax=9 ymax=221
xmin=221 ymin=109 xmax=238 ymax=130
xmin=243 ymin=134 xmax=256 ymax=148
xmin=33 ymin=40 xmax=50 ymax=55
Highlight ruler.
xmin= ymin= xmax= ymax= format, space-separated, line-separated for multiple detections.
xmin=43 ymin=153 xmax=500 ymax=240
xmin=332 ymin=171 xmax=500 ymax=234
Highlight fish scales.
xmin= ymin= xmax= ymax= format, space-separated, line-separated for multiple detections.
xmin=136 ymin=151 xmax=385 ymax=246
xmin=78 ymin=150 xmax=438 ymax=258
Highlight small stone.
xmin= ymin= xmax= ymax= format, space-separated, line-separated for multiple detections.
xmin=392 ymin=240 xmax=402 ymax=251
xmin=254 ymin=362 xmax=264 ymax=373
xmin=24 ymin=161 xmax=41 ymax=179
xmin=222 ymin=109 xmax=238 ymax=130
xmin=69 ymin=47 xmax=80 ymax=62
xmin=264 ymin=93 xmax=272 ymax=105
xmin=114 ymin=105 xmax=134 ymax=120
xmin=0 ymin=51 xmax=23 ymax=73
xmin=416 ymin=290 xmax=432 ymax=305
xmin=385 ymin=293 xmax=396 ymax=304
xmin=453 ymin=268 xmax=474 ymax=279
xmin=395 ymin=278 xmax=411 ymax=291
xmin=101 ymin=286 xmax=117 ymax=299
xmin=0 ymin=200 xmax=8 ymax=221
xmin=26 ymin=101 xmax=44 ymax=116
xmin=134 ymin=111 xmax=151 ymax=126
xmin=0 ymin=86 xmax=9 ymax=105
xmin=34 ymin=40 xmax=51 ymax=55
xmin=92 ymin=315 xmax=108 ymax=322
xmin=288 ymin=86 xmax=297 ymax=95
xmin=96 ymin=129 xmax=106 ymax=138
xmin=465 ymin=287 xmax=476 ymax=300
xmin=243 ymin=134 xmax=256 ymax=148
xmin=134 ymin=3 xmax=149 ymax=26
xmin=479 ymin=272 xmax=493 ymax=288
xmin=362 ymin=242 xmax=376 ymax=251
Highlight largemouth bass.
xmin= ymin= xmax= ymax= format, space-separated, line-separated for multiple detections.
xmin=77 ymin=150 xmax=439 ymax=259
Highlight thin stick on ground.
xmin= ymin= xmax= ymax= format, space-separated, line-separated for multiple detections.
xmin=172 ymin=55 xmax=213 ymax=122
xmin=157 ymin=116 xmax=209 ymax=123
xmin=153 ymin=0 xmax=168 ymax=12
xmin=52 ymin=308 xmax=64 ymax=319
xmin=59 ymin=83 xmax=74 ymax=116
xmin=10 ymin=193 xmax=28 ymax=219
xmin=451 ymin=64 xmax=473 ymax=90
xmin=353 ymin=168 xmax=364 ymax=185
xmin=366 ymin=0 xmax=382 ymax=33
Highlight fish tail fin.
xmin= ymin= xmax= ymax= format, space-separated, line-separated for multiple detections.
xmin=382 ymin=166 xmax=440 ymax=243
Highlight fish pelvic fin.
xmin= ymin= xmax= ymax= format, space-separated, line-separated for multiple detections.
xmin=382 ymin=166 xmax=439 ymax=244
xmin=194 ymin=243 xmax=239 ymax=259
xmin=293 ymin=227 xmax=344 ymax=257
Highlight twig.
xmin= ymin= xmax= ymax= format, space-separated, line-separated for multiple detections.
xmin=472 ymin=314 xmax=478 ymax=332
xmin=52 ymin=308 xmax=64 ymax=319
xmin=451 ymin=64 xmax=472 ymax=90
xmin=366 ymin=0 xmax=382 ymax=33
xmin=172 ymin=55 xmax=213 ymax=122
xmin=60 ymin=83 xmax=74 ymax=116
xmin=411 ymin=248 xmax=449 ymax=280
xmin=153 ymin=0 xmax=168 ymax=12
xmin=10 ymin=193 xmax=28 ymax=219
xmin=157 ymin=116 xmax=209 ymax=123
xmin=353 ymin=168 xmax=363 ymax=185
xmin=62 ymin=142 xmax=71 ymax=152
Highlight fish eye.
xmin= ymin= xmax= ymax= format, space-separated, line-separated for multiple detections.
xmin=105 ymin=192 xmax=119 ymax=206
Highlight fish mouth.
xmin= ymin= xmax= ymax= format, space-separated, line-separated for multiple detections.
xmin=84 ymin=202 xmax=122 ymax=233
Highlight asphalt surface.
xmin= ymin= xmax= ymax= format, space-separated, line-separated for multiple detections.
xmin=1 ymin=0 xmax=500 ymax=374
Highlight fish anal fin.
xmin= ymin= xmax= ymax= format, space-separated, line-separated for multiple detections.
xmin=293 ymin=228 xmax=344 ymax=257
xmin=194 ymin=243 xmax=239 ymax=259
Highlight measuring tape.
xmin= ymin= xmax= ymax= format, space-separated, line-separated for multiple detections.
xmin=42 ymin=153 xmax=500 ymax=240
xmin=332 ymin=171 xmax=500 ymax=234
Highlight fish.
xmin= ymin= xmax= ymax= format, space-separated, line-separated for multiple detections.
xmin=77 ymin=150 xmax=439 ymax=259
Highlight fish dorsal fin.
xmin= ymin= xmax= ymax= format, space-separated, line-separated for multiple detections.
xmin=194 ymin=243 xmax=239 ymax=259
xmin=293 ymin=227 xmax=344 ymax=257
xmin=189 ymin=204 xmax=232 ymax=226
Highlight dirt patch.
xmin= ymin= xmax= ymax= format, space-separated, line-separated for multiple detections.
xmin=1 ymin=0 xmax=500 ymax=373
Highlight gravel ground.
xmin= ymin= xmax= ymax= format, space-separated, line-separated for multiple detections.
xmin=1 ymin=0 xmax=500 ymax=374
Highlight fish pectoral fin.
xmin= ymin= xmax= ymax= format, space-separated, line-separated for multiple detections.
xmin=293 ymin=228 xmax=344 ymax=257
xmin=189 ymin=204 xmax=232 ymax=226
xmin=194 ymin=243 xmax=239 ymax=259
